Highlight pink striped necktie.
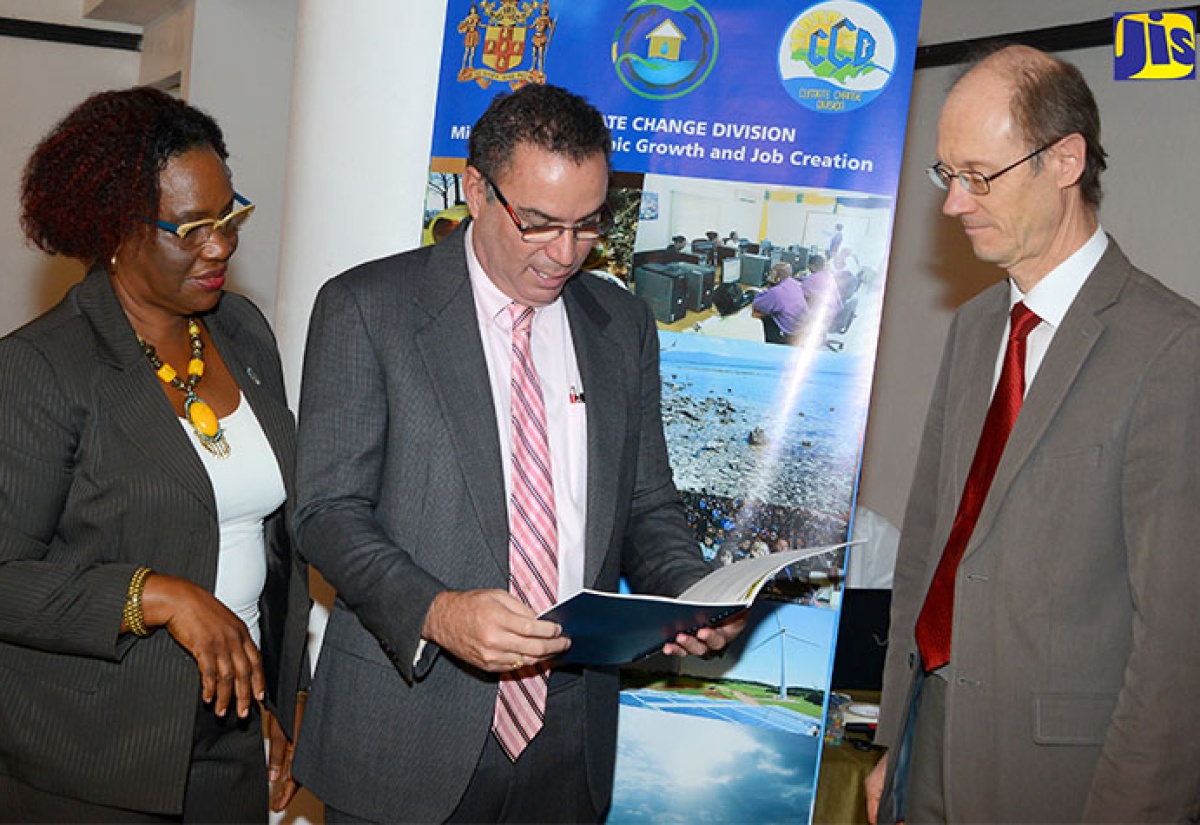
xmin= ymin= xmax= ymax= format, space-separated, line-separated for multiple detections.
xmin=493 ymin=303 xmax=559 ymax=761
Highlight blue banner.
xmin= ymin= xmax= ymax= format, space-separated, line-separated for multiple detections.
xmin=432 ymin=1 xmax=918 ymax=193
xmin=424 ymin=2 xmax=921 ymax=821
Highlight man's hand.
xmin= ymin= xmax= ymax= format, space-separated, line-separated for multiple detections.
xmin=139 ymin=574 xmax=264 ymax=718
xmin=422 ymin=589 xmax=570 ymax=672
xmin=662 ymin=609 xmax=748 ymax=658
xmin=865 ymin=750 xmax=889 ymax=825
xmin=266 ymin=703 xmax=302 ymax=812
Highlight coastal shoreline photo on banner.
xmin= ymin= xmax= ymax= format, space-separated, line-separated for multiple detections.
xmin=423 ymin=2 xmax=921 ymax=820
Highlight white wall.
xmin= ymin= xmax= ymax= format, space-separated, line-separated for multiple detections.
xmin=634 ymin=174 xmax=766 ymax=252
xmin=0 ymin=0 xmax=296 ymax=334
xmin=272 ymin=0 xmax=448 ymax=401
xmin=0 ymin=2 xmax=137 ymax=335
xmin=187 ymin=0 xmax=298 ymax=323
xmin=5 ymin=0 xmax=137 ymax=28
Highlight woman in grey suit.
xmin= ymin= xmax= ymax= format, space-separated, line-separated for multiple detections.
xmin=0 ymin=87 xmax=309 ymax=821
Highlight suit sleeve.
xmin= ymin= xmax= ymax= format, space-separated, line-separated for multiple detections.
xmin=615 ymin=297 xmax=711 ymax=598
xmin=875 ymin=313 xmax=959 ymax=749
xmin=0 ymin=337 xmax=135 ymax=659
xmin=294 ymin=276 xmax=445 ymax=682
xmin=1082 ymin=320 xmax=1200 ymax=822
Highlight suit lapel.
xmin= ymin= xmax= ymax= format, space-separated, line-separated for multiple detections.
xmin=563 ymin=277 xmax=623 ymax=587
xmin=409 ymin=231 xmax=633 ymax=585
xmin=949 ymin=292 xmax=1008 ymax=494
xmin=78 ymin=268 xmax=216 ymax=515
xmin=964 ymin=240 xmax=1128 ymax=558
xmin=206 ymin=309 xmax=297 ymax=501
xmin=413 ymin=231 xmax=510 ymax=572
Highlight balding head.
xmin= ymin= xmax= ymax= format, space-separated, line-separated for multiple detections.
xmin=948 ymin=45 xmax=1107 ymax=207
xmin=934 ymin=45 xmax=1104 ymax=287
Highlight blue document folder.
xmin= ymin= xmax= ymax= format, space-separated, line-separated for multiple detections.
xmin=540 ymin=545 xmax=845 ymax=665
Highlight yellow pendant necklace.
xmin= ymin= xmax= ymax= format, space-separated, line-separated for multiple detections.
xmin=137 ymin=319 xmax=231 ymax=458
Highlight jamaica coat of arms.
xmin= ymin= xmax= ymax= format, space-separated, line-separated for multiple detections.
xmin=457 ymin=0 xmax=556 ymax=89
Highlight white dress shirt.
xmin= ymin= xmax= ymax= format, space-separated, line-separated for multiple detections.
xmin=997 ymin=226 xmax=1108 ymax=393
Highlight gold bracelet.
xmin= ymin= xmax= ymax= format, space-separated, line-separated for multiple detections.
xmin=123 ymin=566 xmax=153 ymax=637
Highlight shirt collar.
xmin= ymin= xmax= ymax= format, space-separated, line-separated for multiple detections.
xmin=1009 ymin=225 xmax=1108 ymax=327
xmin=464 ymin=222 xmax=563 ymax=328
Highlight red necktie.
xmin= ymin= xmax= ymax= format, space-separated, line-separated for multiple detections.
xmin=914 ymin=302 xmax=1041 ymax=672
xmin=493 ymin=304 xmax=559 ymax=761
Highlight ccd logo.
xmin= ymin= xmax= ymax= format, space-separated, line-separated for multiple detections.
xmin=1114 ymin=11 xmax=1196 ymax=80
xmin=778 ymin=1 xmax=898 ymax=113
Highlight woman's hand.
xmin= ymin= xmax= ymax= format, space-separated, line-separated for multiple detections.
xmin=138 ymin=573 xmax=265 ymax=718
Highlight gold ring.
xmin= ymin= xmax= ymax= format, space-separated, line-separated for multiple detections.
xmin=512 ymin=656 xmax=525 ymax=670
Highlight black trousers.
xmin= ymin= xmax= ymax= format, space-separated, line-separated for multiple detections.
xmin=325 ymin=672 xmax=600 ymax=824
xmin=0 ymin=700 xmax=267 ymax=823
xmin=760 ymin=315 xmax=790 ymax=344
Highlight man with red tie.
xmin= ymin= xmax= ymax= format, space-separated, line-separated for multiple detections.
xmin=866 ymin=45 xmax=1200 ymax=823
xmin=292 ymin=84 xmax=742 ymax=823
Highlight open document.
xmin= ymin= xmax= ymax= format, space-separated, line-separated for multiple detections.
xmin=540 ymin=543 xmax=847 ymax=666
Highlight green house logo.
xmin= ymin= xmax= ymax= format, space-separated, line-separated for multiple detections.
xmin=612 ymin=0 xmax=719 ymax=100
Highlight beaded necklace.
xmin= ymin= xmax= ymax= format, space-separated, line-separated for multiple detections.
xmin=137 ymin=318 xmax=231 ymax=458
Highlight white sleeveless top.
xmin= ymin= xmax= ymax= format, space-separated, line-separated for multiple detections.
xmin=179 ymin=393 xmax=286 ymax=646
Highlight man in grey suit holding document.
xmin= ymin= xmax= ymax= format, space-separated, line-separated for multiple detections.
xmin=866 ymin=46 xmax=1200 ymax=823
xmin=292 ymin=84 xmax=743 ymax=823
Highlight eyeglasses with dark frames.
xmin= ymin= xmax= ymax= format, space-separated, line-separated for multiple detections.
xmin=927 ymin=141 xmax=1057 ymax=196
xmin=143 ymin=193 xmax=255 ymax=248
xmin=485 ymin=176 xmax=611 ymax=244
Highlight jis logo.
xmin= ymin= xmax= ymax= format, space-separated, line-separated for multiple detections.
xmin=779 ymin=1 xmax=897 ymax=113
xmin=1114 ymin=11 xmax=1196 ymax=80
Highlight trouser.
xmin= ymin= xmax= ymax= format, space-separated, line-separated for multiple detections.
xmin=905 ymin=671 xmax=948 ymax=823
xmin=326 ymin=671 xmax=600 ymax=824
xmin=0 ymin=699 xmax=267 ymax=823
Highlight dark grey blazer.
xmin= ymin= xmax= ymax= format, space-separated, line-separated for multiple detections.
xmin=876 ymin=239 xmax=1200 ymax=822
xmin=0 ymin=267 xmax=310 ymax=815
xmin=292 ymin=224 xmax=709 ymax=823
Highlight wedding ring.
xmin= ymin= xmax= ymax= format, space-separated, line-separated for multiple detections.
xmin=512 ymin=655 xmax=525 ymax=670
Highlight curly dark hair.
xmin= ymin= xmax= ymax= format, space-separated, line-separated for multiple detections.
xmin=20 ymin=86 xmax=228 ymax=264
xmin=467 ymin=83 xmax=611 ymax=182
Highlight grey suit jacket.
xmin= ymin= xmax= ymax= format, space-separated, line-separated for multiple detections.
xmin=292 ymin=224 xmax=708 ymax=822
xmin=877 ymin=239 xmax=1200 ymax=822
xmin=0 ymin=267 xmax=310 ymax=815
